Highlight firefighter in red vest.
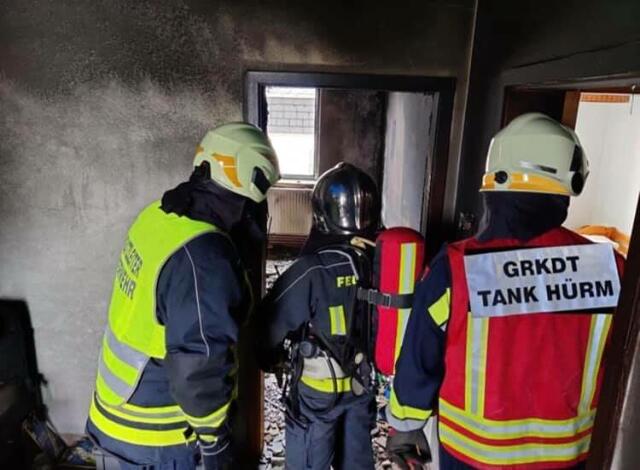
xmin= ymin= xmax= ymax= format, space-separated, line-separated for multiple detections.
xmin=386 ymin=113 xmax=624 ymax=469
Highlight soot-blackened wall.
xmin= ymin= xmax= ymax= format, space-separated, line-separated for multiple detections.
xmin=0 ymin=0 xmax=475 ymax=433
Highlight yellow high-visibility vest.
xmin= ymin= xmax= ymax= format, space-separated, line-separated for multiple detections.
xmin=90 ymin=201 xmax=220 ymax=446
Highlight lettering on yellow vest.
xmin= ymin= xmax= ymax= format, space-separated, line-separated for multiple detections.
xmin=336 ymin=275 xmax=357 ymax=288
xmin=123 ymin=238 xmax=143 ymax=276
xmin=115 ymin=237 xmax=144 ymax=299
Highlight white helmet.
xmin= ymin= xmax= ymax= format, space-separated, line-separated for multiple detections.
xmin=481 ymin=113 xmax=589 ymax=196
xmin=194 ymin=122 xmax=280 ymax=203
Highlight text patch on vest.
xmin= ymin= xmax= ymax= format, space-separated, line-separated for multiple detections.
xmin=464 ymin=244 xmax=620 ymax=317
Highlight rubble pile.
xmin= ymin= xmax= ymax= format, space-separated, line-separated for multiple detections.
xmin=259 ymin=373 xmax=287 ymax=470
xmin=260 ymin=260 xmax=292 ymax=470
xmin=266 ymin=259 xmax=293 ymax=289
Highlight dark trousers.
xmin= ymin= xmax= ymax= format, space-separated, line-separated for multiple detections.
xmin=94 ymin=450 xmax=197 ymax=470
xmin=93 ymin=440 xmax=231 ymax=470
xmin=285 ymin=383 xmax=375 ymax=470
xmin=117 ymin=456 xmax=197 ymax=470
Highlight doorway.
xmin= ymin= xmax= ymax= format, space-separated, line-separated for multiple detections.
xmin=244 ymin=71 xmax=456 ymax=467
xmin=246 ymin=71 xmax=455 ymax=248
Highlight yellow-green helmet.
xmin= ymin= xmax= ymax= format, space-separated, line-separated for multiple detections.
xmin=194 ymin=122 xmax=280 ymax=203
xmin=481 ymin=113 xmax=589 ymax=196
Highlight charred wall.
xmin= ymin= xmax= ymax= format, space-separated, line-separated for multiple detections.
xmin=0 ymin=0 xmax=475 ymax=433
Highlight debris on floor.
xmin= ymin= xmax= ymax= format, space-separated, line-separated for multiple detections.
xmin=259 ymin=373 xmax=287 ymax=470
xmin=373 ymin=377 xmax=394 ymax=469
xmin=266 ymin=259 xmax=294 ymax=289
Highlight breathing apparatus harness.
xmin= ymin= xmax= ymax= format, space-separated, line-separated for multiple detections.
xmin=280 ymin=240 xmax=375 ymax=419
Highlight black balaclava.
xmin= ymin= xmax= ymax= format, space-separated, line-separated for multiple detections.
xmin=161 ymin=163 xmax=265 ymax=240
xmin=476 ymin=191 xmax=570 ymax=243
xmin=300 ymin=228 xmax=354 ymax=255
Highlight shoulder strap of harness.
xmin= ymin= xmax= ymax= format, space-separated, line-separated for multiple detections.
xmin=356 ymin=287 xmax=414 ymax=309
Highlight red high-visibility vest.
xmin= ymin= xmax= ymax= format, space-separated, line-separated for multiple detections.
xmin=439 ymin=227 xmax=624 ymax=469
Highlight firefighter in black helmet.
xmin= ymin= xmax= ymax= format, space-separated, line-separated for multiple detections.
xmin=256 ymin=163 xmax=380 ymax=469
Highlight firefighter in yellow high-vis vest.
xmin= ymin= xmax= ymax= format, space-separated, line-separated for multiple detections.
xmin=86 ymin=123 xmax=280 ymax=470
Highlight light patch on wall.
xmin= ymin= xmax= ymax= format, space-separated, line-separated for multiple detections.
xmin=567 ymin=93 xmax=640 ymax=236
xmin=0 ymin=77 xmax=233 ymax=433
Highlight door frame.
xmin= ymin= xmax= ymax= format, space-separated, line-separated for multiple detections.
xmin=500 ymin=74 xmax=640 ymax=470
xmin=241 ymin=70 xmax=456 ymax=465
xmin=245 ymin=70 xmax=456 ymax=243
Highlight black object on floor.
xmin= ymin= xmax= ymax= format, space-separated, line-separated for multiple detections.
xmin=0 ymin=299 xmax=47 ymax=468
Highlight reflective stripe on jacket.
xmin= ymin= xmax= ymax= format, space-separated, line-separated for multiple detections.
xmin=437 ymin=227 xmax=624 ymax=469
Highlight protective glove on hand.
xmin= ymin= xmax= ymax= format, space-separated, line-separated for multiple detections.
xmin=386 ymin=427 xmax=431 ymax=469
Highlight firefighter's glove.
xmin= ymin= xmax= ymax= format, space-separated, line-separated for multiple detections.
xmin=386 ymin=428 xmax=431 ymax=469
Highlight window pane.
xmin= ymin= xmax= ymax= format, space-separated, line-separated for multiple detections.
xmin=265 ymin=87 xmax=317 ymax=179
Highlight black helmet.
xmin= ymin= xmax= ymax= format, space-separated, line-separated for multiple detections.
xmin=311 ymin=163 xmax=381 ymax=235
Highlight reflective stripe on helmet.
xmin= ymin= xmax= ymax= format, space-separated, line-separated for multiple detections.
xmin=480 ymin=113 xmax=588 ymax=197
xmin=481 ymin=171 xmax=572 ymax=195
xmin=194 ymin=123 xmax=280 ymax=203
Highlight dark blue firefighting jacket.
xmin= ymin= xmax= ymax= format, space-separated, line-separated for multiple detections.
xmin=87 ymin=181 xmax=250 ymax=464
